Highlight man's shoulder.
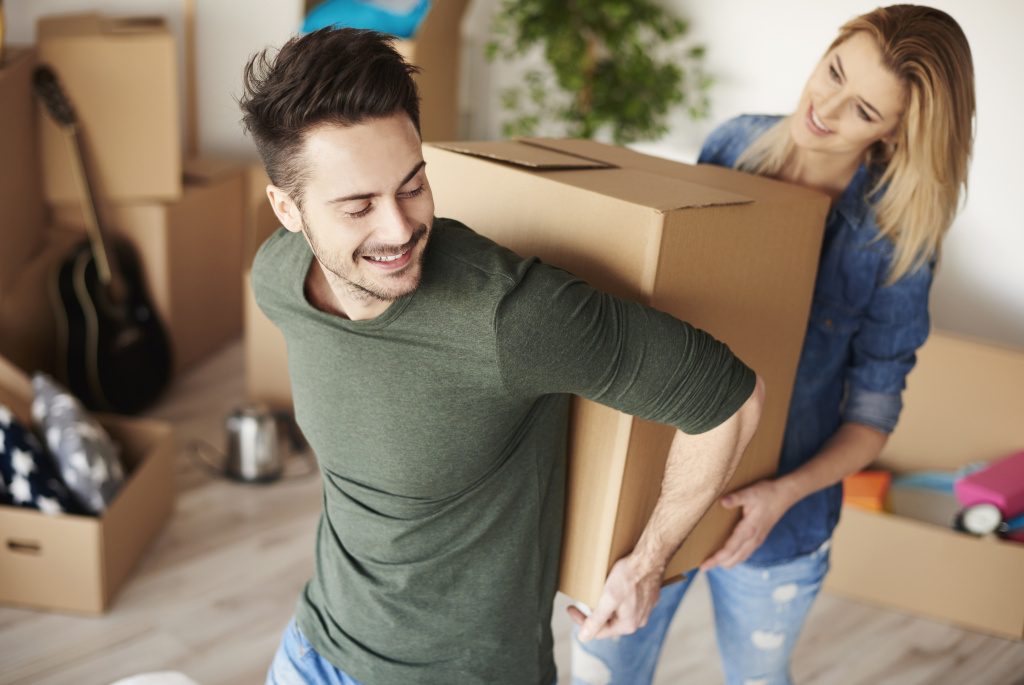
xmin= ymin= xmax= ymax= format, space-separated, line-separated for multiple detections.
xmin=428 ymin=217 xmax=536 ymax=289
xmin=251 ymin=227 xmax=307 ymax=304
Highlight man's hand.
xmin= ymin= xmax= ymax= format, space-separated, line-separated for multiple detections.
xmin=698 ymin=479 xmax=793 ymax=572
xmin=567 ymin=553 xmax=664 ymax=642
xmin=569 ymin=373 xmax=765 ymax=643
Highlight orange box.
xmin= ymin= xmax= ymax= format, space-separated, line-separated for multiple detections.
xmin=843 ymin=470 xmax=892 ymax=511
xmin=0 ymin=353 xmax=175 ymax=614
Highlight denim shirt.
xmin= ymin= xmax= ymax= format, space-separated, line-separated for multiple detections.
xmin=698 ymin=115 xmax=933 ymax=565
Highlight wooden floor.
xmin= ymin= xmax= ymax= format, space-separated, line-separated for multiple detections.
xmin=1 ymin=338 xmax=1022 ymax=685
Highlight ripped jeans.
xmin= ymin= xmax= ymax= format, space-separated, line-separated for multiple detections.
xmin=571 ymin=540 xmax=831 ymax=685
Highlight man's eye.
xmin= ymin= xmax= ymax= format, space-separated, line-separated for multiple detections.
xmin=400 ymin=185 xmax=425 ymax=199
xmin=347 ymin=204 xmax=372 ymax=218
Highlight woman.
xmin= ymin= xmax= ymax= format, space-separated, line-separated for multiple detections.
xmin=571 ymin=5 xmax=975 ymax=685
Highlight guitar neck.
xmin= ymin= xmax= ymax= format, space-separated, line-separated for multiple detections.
xmin=61 ymin=123 xmax=117 ymax=287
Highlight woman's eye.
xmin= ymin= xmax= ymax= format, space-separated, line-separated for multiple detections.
xmin=829 ymin=65 xmax=841 ymax=82
xmin=856 ymin=106 xmax=872 ymax=122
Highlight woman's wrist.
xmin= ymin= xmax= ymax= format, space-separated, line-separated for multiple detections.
xmin=773 ymin=473 xmax=809 ymax=510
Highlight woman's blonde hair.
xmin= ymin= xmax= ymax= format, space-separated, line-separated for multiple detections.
xmin=737 ymin=5 xmax=976 ymax=284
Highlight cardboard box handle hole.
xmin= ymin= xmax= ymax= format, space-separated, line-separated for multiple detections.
xmin=6 ymin=539 xmax=42 ymax=555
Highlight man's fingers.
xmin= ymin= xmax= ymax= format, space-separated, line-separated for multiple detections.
xmin=566 ymin=604 xmax=588 ymax=627
xmin=577 ymin=592 xmax=621 ymax=642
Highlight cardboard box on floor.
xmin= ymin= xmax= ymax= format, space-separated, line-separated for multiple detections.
xmin=429 ymin=138 xmax=829 ymax=604
xmin=303 ymin=0 xmax=469 ymax=141
xmin=0 ymin=46 xmax=47 ymax=299
xmin=0 ymin=353 xmax=175 ymax=614
xmin=825 ymin=330 xmax=1024 ymax=639
xmin=37 ymin=13 xmax=181 ymax=204
xmin=52 ymin=159 xmax=246 ymax=373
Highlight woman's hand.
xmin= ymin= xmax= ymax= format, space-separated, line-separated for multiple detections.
xmin=699 ymin=479 xmax=795 ymax=572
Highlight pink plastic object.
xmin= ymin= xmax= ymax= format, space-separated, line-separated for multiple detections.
xmin=954 ymin=450 xmax=1024 ymax=517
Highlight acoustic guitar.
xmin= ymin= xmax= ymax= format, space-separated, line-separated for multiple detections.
xmin=33 ymin=64 xmax=173 ymax=414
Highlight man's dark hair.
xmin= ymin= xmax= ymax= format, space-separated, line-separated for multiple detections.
xmin=239 ymin=27 xmax=421 ymax=205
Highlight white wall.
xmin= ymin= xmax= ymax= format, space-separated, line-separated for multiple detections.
xmin=465 ymin=0 xmax=1024 ymax=350
xmin=8 ymin=0 xmax=1023 ymax=348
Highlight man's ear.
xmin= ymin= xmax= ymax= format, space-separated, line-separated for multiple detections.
xmin=266 ymin=184 xmax=303 ymax=233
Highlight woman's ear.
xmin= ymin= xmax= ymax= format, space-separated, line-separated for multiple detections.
xmin=266 ymin=185 xmax=304 ymax=233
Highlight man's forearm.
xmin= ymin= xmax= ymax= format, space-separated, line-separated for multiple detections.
xmin=571 ymin=374 xmax=765 ymax=641
xmin=630 ymin=374 xmax=765 ymax=576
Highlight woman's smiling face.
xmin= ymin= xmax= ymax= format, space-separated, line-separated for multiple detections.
xmin=790 ymin=31 xmax=908 ymax=160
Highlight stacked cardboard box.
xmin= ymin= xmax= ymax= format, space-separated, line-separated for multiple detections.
xmin=826 ymin=330 xmax=1024 ymax=639
xmin=35 ymin=13 xmax=246 ymax=375
xmin=0 ymin=46 xmax=60 ymax=375
xmin=0 ymin=353 xmax=175 ymax=614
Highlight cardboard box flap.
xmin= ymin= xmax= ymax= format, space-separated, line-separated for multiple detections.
xmin=38 ymin=13 xmax=168 ymax=39
xmin=430 ymin=141 xmax=614 ymax=170
xmin=431 ymin=140 xmax=754 ymax=212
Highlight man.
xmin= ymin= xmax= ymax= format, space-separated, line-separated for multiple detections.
xmin=241 ymin=27 xmax=764 ymax=685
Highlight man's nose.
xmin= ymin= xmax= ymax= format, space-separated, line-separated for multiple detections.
xmin=376 ymin=199 xmax=415 ymax=246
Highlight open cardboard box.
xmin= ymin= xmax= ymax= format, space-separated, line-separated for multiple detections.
xmin=826 ymin=330 xmax=1024 ymax=639
xmin=0 ymin=354 xmax=175 ymax=614
xmin=244 ymin=137 xmax=830 ymax=605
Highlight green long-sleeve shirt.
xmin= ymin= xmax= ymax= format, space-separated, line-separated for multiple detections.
xmin=252 ymin=218 xmax=755 ymax=684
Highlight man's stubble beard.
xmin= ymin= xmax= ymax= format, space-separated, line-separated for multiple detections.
xmin=301 ymin=214 xmax=431 ymax=304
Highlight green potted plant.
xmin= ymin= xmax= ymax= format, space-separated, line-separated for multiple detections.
xmin=486 ymin=0 xmax=711 ymax=143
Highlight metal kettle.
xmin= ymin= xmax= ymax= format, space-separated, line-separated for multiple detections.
xmin=224 ymin=403 xmax=285 ymax=482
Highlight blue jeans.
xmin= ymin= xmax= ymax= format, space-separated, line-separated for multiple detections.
xmin=266 ymin=617 xmax=365 ymax=685
xmin=571 ymin=540 xmax=831 ymax=685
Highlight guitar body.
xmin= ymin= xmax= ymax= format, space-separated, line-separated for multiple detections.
xmin=52 ymin=238 xmax=173 ymax=414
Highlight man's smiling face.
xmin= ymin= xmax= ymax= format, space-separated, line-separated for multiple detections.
xmin=270 ymin=112 xmax=434 ymax=319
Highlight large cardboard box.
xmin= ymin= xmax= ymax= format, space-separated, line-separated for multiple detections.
xmin=37 ymin=13 xmax=181 ymax=204
xmin=825 ymin=330 xmax=1024 ymax=639
xmin=0 ymin=46 xmax=47 ymax=298
xmin=0 ymin=353 xmax=175 ymax=614
xmin=435 ymin=138 xmax=831 ymax=603
xmin=303 ymin=0 xmax=469 ymax=141
xmin=53 ymin=160 xmax=246 ymax=373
